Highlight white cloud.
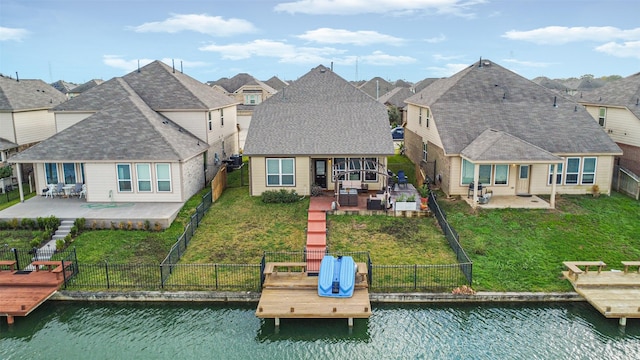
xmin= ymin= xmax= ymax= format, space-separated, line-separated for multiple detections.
xmin=199 ymin=39 xmax=345 ymax=64
xmin=274 ymin=0 xmax=485 ymax=17
xmin=354 ymin=51 xmax=417 ymax=66
xmin=297 ymin=28 xmax=404 ymax=46
xmin=501 ymin=58 xmax=551 ymax=67
xmin=595 ymin=41 xmax=640 ymax=59
xmin=432 ymin=53 xmax=463 ymax=61
xmin=426 ymin=63 xmax=469 ymax=77
xmin=425 ymin=34 xmax=446 ymax=43
xmin=0 ymin=26 xmax=28 ymax=41
xmin=502 ymin=26 xmax=640 ymax=45
xmin=103 ymin=56 xmax=209 ymax=73
xmin=130 ymin=13 xmax=257 ymax=36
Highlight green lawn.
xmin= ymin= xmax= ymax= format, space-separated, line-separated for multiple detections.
xmin=438 ymin=192 xmax=640 ymax=292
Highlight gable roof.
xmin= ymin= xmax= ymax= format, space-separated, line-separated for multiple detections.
xmin=405 ymin=60 xmax=621 ymax=156
xmin=244 ymin=65 xmax=394 ymax=156
xmin=461 ymin=129 xmax=562 ymax=163
xmin=0 ymin=75 xmax=67 ymax=111
xmin=358 ymin=77 xmax=393 ymax=99
xmin=0 ymin=137 xmax=18 ymax=151
xmin=52 ymin=77 xmax=132 ymax=112
xmin=378 ymin=87 xmax=414 ymax=109
xmin=69 ymin=79 xmax=104 ymax=94
xmin=578 ymin=72 xmax=640 ymax=119
xmin=263 ymin=76 xmax=288 ymax=91
xmin=210 ymin=73 xmax=276 ymax=94
xmin=10 ymin=90 xmax=205 ymax=163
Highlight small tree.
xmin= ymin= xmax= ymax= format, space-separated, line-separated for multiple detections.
xmin=0 ymin=165 xmax=12 ymax=179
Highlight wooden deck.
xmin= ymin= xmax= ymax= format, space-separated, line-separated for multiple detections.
xmin=257 ymin=262 xmax=371 ymax=327
xmin=563 ymin=261 xmax=640 ymax=326
xmin=0 ymin=260 xmax=73 ymax=325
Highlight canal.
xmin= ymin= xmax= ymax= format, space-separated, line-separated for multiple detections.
xmin=1 ymin=302 xmax=638 ymax=359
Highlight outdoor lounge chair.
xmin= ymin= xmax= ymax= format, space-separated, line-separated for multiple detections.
xmin=44 ymin=184 xmax=55 ymax=198
xmin=397 ymin=170 xmax=408 ymax=188
xmin=70 ymin=183 xmax=83 ymax=197
xmin=79 ymin=184 xmax=87 ymax=199
xmin=53 ymin=183 xmax=64 ymax=197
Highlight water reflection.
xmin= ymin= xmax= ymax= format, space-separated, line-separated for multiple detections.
xmin=1 ymin=301 xmax=639 ymax=360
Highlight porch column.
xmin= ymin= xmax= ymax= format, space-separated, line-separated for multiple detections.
xmin=550 ymin=162 xmax=558 ymax=209
xmin=472 ymin=163 xmax=480 ymax=208
xmin=15 ymin=163 xmax=24 ymax=202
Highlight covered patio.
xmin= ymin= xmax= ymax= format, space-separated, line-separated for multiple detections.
xmin=0 ymin=196 xmax=183 ymax=229
xmin=462 ymin=194 xmax=551 ymax=209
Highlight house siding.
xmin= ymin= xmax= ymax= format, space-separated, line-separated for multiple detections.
xmin=13 ymin=110 xmax=56 ymax=145
xmin=55 ymin=112 xmax=93 ymax=132
xmin=0 ymin=112 xmax=16 ymax=143
xmin=237 ymin=112 xmax=251 ymax=151
xmin=161 ymin=111 xmax=207 ymax=142
xmin=181 ymin=154 xmax=205 ymax=200
xmin=249 ymin=156 xmax=310 ymax=196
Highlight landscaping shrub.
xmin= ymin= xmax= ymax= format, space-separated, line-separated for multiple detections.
xmin=56 ymin=239 xmax=66 ymax=251
xmin=21 ymin=218 xmax=36 ymax=229
xmin=261 ymin=189 xmax=300 ymax=203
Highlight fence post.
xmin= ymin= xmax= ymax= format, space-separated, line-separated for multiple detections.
xmin=160 ymin=264 xmax=164 ymax=289
xmin=215 ymin=264 xmax=218 ymax=290
xmin=105 ymin=261 xmax=110 ymax=289
xmin=414 ymin=264 xmax=417 ymax=290
xmin=13 ymin=247 xmax=20 ymax=270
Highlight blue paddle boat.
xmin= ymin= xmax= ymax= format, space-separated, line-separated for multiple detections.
xmin=318 ymin=255 xmax=356 ymax=297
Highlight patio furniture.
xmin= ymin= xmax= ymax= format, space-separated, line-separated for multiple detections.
xmin=79 ymin=184 xmax=87 ymax=199
xmin=44 ymin=184 xmax=55 ymax=198
xmin=467 ymin=182 xmax=484 ymax=198
xmin=397 ymin=170 xmax=408 ymax=188
xmin=339 ymin=189 xmax=358 ymax=206
xmin=53 ymin=183 xmax=64 ymax=197
xmin=367 ymin=194 xmax=385 ymax=210
xmin=70 ymin=183 xmax=83 ymax=197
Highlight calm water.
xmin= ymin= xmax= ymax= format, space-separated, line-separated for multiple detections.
xmin=1 ymin=302 xmax=639 ymax=359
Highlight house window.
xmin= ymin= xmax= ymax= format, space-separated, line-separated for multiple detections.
xmin=364 ymin=158 xmax=378 ymax=181
xmin=45 ymin=163 xmax=58 ymax=184
xmin=63 ymin=163 xmax=76 ymax=184
xmin=422 ymin=142 xmax=427 ymax=162
xmin=266 ymin=158 xmax=295 ymax=186
xmin=156 ymin=163 xmax=172 ymax=191
xmin=220 ymin=108 xmax=224 ymax=126
xmin=425 ymin=108 xmax=430 ymax=128
xmin=598 ymin=107 xmax=606 ymax=127
xmin=478 ymin=165 xmax=492 ymax=184
xmin=208 ymin=111 xmax=213 ymax=131
xmin=548 ymin=163 xmax=563 ymax=185
xmin=581 ymin=157 xmax=597 ymax=184
xmin=117 ymin=164 xmax=132 ymax=192
xmin=461 ymin=159 xmax=474 ymax=185
xmin=418 ymin=108 xmax=422 ymax=125
xmin=494 ymin=165 xmax=508 ymax=185
xmin=333 ymin=158 xmax=346 ymax=181
xmin=80 ymin=163 xmax=85 ymax=184
xmin=565 ymin=157 xmax=580 ymax=185
xmin=244 ymin=94 xmax=262 ymax=105
xmin=136 ymin=163 xmax=152 ymax=192
xmin=348 ymin=158 xmax=361 ymax=180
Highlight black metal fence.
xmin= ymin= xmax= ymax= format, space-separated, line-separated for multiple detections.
xmin=160 ymin=190 xmax=213 ymax=282
xmin=0 ymin=182 xmax=34 ymax=204
xmin=428 ymin=191 xmax=473 ymax=285
xmin=0 ymin=246 xmax=79 ymax=288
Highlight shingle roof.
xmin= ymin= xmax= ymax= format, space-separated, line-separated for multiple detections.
xmin=461 ymin=129 xmax=562 ymax=163
xmin=10 ymin=91 xmax=205 ymax=162
xmin=358 ymin=77 xmax=393 ymax=99
xmin=244 ymin=65 xmax=394 ymax=156
xmin=0 ymin=137 xmax=18 ymax=151
xmin=210 ymin=73 xmax=276 ymax=94
xmin=263 ymin=76 xmax=288 ymax=91
xmin=405 ymin=60 xmax=621 ymax=156
xmin=0 ymin=75 xmax=67 ymax=111
xmin=378 ymin=87 xmax=414 ymax=109
xmin=69 ymin=79 xmax=104 ymax=94
xmin=122 ymin=61 xmax=238 ymax=110
xmin=579 ymin=72 xmax=640 ymax=119
xmin=52 ymin=61 xmax=238 ymax=112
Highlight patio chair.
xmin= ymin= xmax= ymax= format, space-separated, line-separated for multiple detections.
xmin=79 ymin=184 xmax=87 ymax=199
xmin=70 ymin=183 xmax=83 ymax=197
xmin=397 ymin=170 xmax=408 ymax=189
xmin=53 ymin=183 xmax=64 ymax=197
xmin=44 ymin=184 xmax=55 ymax=198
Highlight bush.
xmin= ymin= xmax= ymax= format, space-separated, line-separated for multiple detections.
xmin=74 ymin=218 xmax=86 ymax=232
xmin=21 ymin=218 xmax=36 ymax=229
xmin=261 ymin=189 xmax=301 ymax=203
xmin=310 ymin=184 xmax=323 ymax=197
xmin=8 ymin=218 xmax=19 ymax=229
xmin=56 ymin=239 xmax=66 ymax=251
xmin=30 ymin=238 xmax=41 ymax=248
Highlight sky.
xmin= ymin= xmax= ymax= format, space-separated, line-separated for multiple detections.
xmin=1 ymin=0 xmax=639 ymax=86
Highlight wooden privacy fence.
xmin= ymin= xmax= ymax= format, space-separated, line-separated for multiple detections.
xmin=211 ymin=166 xmax=227 ymax=201
xmin=616 ymin=166 xmax=640 ymax=200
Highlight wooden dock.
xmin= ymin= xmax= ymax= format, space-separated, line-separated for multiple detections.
xmin=563 ymin=261 xmax=640 ymax=326
xmin=0 ymin=260 xmax=74 ymax=325
xmin=256 ymin=262 xmax=371 ymax=327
